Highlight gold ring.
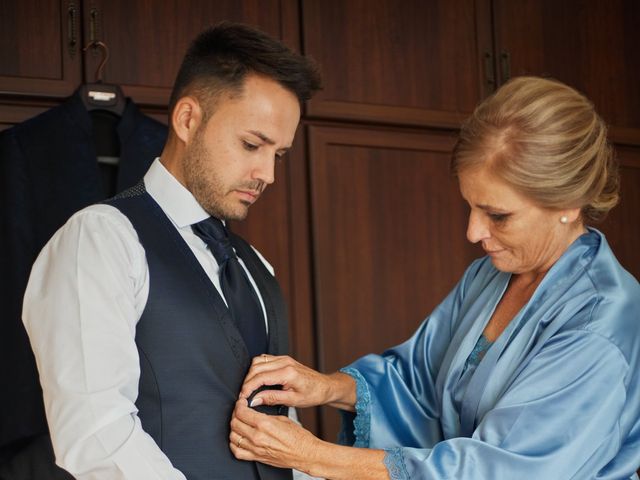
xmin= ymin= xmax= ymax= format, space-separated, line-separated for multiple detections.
xmin=262 ymin=354 xmax=268 ymax=363
xmin=237 ymin=436 xmax=244 ymax=448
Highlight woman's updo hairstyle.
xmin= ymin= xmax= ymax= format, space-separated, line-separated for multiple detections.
xmin=451 ymin=76 xmax=619 ymax=223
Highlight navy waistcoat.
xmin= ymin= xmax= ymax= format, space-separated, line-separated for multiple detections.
xmin=106 ymin=183 xmax=292 ymax=480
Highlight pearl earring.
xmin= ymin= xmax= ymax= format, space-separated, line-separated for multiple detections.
xmin=560 ymin=215 xmax=568 ymax=224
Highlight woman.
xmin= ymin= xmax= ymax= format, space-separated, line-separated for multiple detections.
xmin=229 ymin=77 xmax=640 ymax=479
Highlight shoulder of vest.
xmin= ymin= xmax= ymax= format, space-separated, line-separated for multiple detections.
xmin=104 ymin=180 xmax=148 ymax=205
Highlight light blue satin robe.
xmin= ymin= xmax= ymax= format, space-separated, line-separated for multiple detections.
xmin=340 ymin=229 xmax=640 ymax=479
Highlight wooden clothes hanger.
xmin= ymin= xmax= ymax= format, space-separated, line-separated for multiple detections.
xmin=79 ymin=40 xmax=126 ymax=116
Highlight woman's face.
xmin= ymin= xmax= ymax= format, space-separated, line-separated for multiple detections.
xmin=458 ymin=166 xmax=583 ymax=276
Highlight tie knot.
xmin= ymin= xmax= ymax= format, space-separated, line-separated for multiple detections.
xmin=192 ymin=217 xmax=235 ymax=264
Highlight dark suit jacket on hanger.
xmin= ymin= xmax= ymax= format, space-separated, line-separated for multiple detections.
xmin=0 ymin=89 xmax=167 ymax=473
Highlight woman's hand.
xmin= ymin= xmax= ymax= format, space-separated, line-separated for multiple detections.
xmin=239 ymin=355 xmax=356 ymax=411
xmin=230 ymin=399 xmax=389 ymax=480
xmin=229 ymin=399 xmax=320 ymax=472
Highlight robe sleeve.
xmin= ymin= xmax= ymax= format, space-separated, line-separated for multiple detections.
xmin=350 ymin=327 xmax=632 ymax=479
xmin=338 ymin=260 xmax=484 ymax=449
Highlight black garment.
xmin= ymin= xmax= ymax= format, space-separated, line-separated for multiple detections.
xmin=107 ymin=184 xmax=291 ymax=480
xmin=0 ymin=435 xmax=71 ymax=480
xmin=0 ymin=90 xmax=167 ymax=473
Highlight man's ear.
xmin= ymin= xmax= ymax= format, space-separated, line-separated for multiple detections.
xmin=171 ymin=96 xmax=203 ymax=144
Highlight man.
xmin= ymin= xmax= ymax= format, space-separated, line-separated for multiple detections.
xmin=22 ymin=22 xmax=321 ymax=480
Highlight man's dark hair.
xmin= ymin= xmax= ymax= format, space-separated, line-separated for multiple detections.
xmin=168 ymin=21 xmax=321 ymax=117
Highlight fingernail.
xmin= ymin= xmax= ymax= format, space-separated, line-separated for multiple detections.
xmin=249 ymin=397 xmax=263 ymax=407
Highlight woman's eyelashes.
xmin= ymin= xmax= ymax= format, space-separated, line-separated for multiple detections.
xmin=488 ymin=212 xmax=511 ymax=223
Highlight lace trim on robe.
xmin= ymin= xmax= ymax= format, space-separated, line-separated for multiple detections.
xmin=339 ymin=367 xmax=371 ymax=447
xmin=383 ymin=448 xmax=409 ymax=480
xmin=466 ymin=333 xmax=493 ymax=367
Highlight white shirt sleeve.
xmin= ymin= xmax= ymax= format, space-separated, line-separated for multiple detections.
xmin=22 ymin=205 xmax=186 ymax=479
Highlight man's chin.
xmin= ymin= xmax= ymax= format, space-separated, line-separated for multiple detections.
xmin=200 ymin=197 xmax=252 ymax=221
xmin=217 ymin=205 xmax=250 ymax=222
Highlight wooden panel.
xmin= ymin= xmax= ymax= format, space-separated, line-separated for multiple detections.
xmin=302 ymin=0 xmax=491 ymax=128
xmin=0 ymin=103 xmax=54 ymax=126
xmin=493 ymin=0 xmax=640 ymax=145
xmin=599 ymin=146 xmax=640 ymax=280
xmin=0 ymin=0 xmax=82 ymax=98
xmin=84 ymin=0 xmax=296 ymax=107
xmin=309 ymin=125 xmax=482 ymax=440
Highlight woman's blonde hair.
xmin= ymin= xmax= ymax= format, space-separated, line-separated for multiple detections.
xmin=451 ymin=76 xmax=619 ymax=223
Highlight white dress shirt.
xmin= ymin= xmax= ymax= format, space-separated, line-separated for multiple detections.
xmin=23 ymin=159 xmax=315 ymax=479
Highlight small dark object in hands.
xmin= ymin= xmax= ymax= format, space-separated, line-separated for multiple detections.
xmin=247 ymin=385 xmax=289 ymax=416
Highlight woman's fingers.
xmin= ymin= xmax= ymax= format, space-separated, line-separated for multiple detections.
xmin=229 ymin=399 xmax=316 ymax=470
xmin=239 ymin=358 xmax=281 ymax=399
xmin=239 ymin=357 xmax=297 ymax=398
xmin=230 ymin=400 xmax=280 ymax=461
xmin=239 ymin=356 xmax=330 ymax=408
xmin=229 ymin=400 xmax=266 ymax=460
xmin=240 ymin=355 xmax=295 ymax=397
xmin=249 ymin=353 xmax=283 ymax=367
xmin=232 ymin=398 xmax=261 ymax=427
xmin=229 ymin=431 xmax=256 ymax=462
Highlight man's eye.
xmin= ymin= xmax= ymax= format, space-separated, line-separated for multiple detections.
xmin=243 ymin=141 xmax=258 ymax=151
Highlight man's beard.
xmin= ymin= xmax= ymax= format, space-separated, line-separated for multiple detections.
xmin=182 ymin=133 xmax=264 ymax=220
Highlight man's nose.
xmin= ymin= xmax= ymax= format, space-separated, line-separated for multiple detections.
xmin=253 ymin=154 xmax=275 ymax=185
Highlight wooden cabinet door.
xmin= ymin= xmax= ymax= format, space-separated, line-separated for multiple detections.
xmin=600 ymin=146 xmax=640 ymax=280
xmin=83 ymin=0 xmax=298 ymax=107
xmin=492 ymin=0 xmax=640 ymax=145
xmin=0 ymin=0 xmax=82 ymax=98
xmin=302 ymin=0 xmax=492 ymax=129
xmin=308 ymin=124 xmax=482 ymax=440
